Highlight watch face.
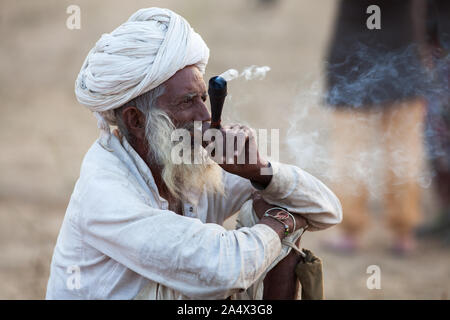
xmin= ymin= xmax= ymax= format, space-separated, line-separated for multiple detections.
xmin=271 ymin=210 xmax=289 ymax=221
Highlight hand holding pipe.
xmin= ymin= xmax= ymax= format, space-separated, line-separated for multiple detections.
xmin=206 ymin=75 xmax=272 ymax=186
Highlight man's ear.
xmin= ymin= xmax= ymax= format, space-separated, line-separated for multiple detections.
xmin=121 ymin=106 xmax=146 ymax=140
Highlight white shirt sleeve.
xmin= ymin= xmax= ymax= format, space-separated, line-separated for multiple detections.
xmin=259 ymin=161 xmax=343 ymax=231
xmin=211 ymin=161 xmax=343 ymax=231
xmin=78 ymin=172 xmax=282 ymax=299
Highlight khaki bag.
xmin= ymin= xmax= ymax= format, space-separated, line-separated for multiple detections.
xmin=295 ymin=249 xmax=324 ymax=300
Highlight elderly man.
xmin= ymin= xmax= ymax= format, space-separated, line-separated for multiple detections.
xmin=46 ymin=8 xmax=342 ymax=300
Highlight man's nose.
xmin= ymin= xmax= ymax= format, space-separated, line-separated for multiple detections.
xmin=195 ymin=99 xmax=211 ymax=123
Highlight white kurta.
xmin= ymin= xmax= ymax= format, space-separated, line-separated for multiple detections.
xmin=46 ymin=134 xmax=342 ymax=299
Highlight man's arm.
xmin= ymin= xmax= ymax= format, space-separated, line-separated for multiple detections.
xmin=212 ymin=124 xmax=342 ymax=230
xmin=210 ymin=123 xmax=341 ymax=299
xmin=79 ymin=172 xmax=287 ymax=299
xmin=263 ymin=239 xmax=302 ymax=299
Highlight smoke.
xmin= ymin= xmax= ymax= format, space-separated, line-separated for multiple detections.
xmin=219 ymin=65 xmax=271 ymax=81
xmin=213 ymin=44 xmax=447 ymax=199
xmin=215 ymin=65 xmax=272 ymax=127
xmin=324 ymin=43 xmax=432 ymax=107
xmin=283 ymin=43 xmax=448 ymax=198
xmin=423 ymin=54 xmax=450 ymax=165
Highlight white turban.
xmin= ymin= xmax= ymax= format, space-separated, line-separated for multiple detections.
xmin=75 ymin=7 xmax=210 ymax=149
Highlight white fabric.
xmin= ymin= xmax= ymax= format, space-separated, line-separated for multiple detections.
xmin=45 ymin=135 xmax=342 ymax=299
xmin=74 ymin=7 xmax=209 ymax=145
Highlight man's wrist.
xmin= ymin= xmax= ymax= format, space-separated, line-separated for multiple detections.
xmin=259 ymin=216 xmax=287 ymax=240
xmin=258 ymin=208 xmax=295 ymax=240
xmin=250 ymin=161 xmax=273 ymax=189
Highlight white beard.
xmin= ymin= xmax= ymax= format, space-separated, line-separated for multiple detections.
xmin=145 ymin=108 xmax=224 ymax=205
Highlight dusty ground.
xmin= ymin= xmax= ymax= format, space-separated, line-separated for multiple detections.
xmin=0 ymin=0 xmax=448 ymax=299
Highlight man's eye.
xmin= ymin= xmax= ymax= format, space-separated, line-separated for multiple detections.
xmin=201 ymin=95 xmax=207 ymax=102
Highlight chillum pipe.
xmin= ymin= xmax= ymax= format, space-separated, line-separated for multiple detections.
xmin=208 ymin=76 xmax=227 ymax=129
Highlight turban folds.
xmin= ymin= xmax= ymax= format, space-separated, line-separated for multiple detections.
xmin=74 ymin=8 xmax=210 ymax=148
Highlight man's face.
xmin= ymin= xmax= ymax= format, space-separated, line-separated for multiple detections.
xmin=157 ymin=65 xmax=211 ymax=128
xmin=142 ymin=66 xmax=224 ymax=203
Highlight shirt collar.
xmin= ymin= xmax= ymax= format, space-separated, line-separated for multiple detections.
xmin=110 ymin=131 xmax=169 ymax=209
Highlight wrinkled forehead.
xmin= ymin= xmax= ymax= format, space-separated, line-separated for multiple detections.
xmin=162 ymin=65 xmax=207 ymax=98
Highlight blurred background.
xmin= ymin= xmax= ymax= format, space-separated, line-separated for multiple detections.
xmin=0 ymin=0 xmax=448 ymax=299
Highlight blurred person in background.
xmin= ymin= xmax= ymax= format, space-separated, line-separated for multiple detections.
xmin=415 ymin=0 xmax=450 ymax=246
xmin=323 ymin=0 xmax=429 ymax=255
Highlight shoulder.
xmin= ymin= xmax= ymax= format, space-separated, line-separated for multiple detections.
xmin=73 ymin=139 xmax=148 ymax=217
xmin=80 ymin=139 xmax=125 ymax=180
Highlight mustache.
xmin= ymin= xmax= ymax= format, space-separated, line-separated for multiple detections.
xmin=177 ymin=121 xmax=206 ymax=141
xmin=180 ymin=121 xmax=194 ymax=131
